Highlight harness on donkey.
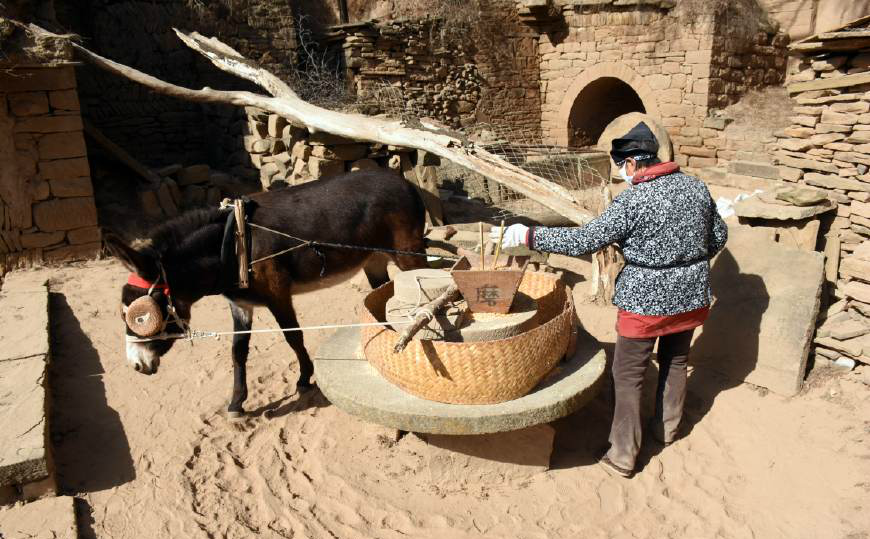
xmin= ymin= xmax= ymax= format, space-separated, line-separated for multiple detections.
xmin=124 ymin=198 xmax=459 ymax=344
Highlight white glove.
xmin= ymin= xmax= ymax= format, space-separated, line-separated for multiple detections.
xmin=490 ymin=223 xmax=529 ymax=250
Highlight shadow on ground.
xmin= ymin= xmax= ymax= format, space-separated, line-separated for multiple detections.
xmin=49 ymin=293 xmax=136 ymax=495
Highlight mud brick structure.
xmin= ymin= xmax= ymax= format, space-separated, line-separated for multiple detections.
xmin=1 ymin=65 xmax=100 ymax=272
xmin=335 ymin=1 xmax=788 ymax=174
xmin=528 ymin=1 xmax=787 ymax=169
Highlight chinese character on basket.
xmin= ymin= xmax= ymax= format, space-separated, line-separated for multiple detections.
xmin=476 ymin=285 xmax=501 ymax=306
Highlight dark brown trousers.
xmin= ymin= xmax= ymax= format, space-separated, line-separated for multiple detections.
xmin=605 ymin=329 xmax=694 ymax=471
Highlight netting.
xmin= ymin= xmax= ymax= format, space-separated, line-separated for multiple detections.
xmin=357 ymin=81 xmax=612 ymax=224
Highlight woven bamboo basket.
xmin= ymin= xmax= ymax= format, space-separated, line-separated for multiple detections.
xmin=360 ymin=271 xmax=573 ymax=404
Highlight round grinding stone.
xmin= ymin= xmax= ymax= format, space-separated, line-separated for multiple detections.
xmin=392 ymin=269 xmax=454 ymax=304
xmin=450 ymin=292 xmax=539 ymax=342
xmin=385 ymin=296 xmax=466 ymax=341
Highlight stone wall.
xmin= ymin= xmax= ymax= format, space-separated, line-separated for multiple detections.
xmin=0 ymin=67 xmax=100 ymax=273
xmin=58 ymin=0 xmax=297 ymax=168
xmin=534 ymin=1 xmax=787 ymax=171
xmin=340 ymin=4 xmax=541 ymax=133
xmin=769 ymin=53 xmax=870 ymax=366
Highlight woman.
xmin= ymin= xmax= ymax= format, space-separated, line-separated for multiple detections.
xmin=495 ymin=122 xmax=728 ymax=477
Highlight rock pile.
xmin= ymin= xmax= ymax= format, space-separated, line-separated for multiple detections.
xmin=775 ymin=37 xmax=870 ymax=368
xmin=135 ymin=163 xmax=258 ymax=219
xmin=241 ymin=108 xmax=442 ymax=203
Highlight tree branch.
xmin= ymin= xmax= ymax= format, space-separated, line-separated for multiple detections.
xmin=50 ymin=24 xmax=596 ymax=224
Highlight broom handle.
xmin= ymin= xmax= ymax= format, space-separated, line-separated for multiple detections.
xmin=491 ymin=220 xmax=505 ymax=270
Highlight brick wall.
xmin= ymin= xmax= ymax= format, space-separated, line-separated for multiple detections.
xmin=0 ymin=67 xmax=100 ymax=272
xmin=58 ymin=0 xmax=297 ymax=168
xmin=536 ymin=1 xmax=787 ymax=171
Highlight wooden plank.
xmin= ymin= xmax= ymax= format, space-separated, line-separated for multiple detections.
xmin=788 ymin=71 xmax=870 ymax=94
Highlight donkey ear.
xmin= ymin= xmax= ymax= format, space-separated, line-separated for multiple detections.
xmin=103 ymin=233 xmax=159 ymax=278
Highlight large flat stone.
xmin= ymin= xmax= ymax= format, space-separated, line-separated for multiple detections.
xmin=692 ymin=227 xmax=824 ymax=396
xmin=734 ymin=195 xmax=835 ymax=220
xmin=0 ymin=273 xmax=51 ymax=489
xmin=0 ymin=274 xmax=49 ymax=362
xmin=313 ymin=326 xmax=606 ymax=435
xmin=0 ymin=355 xmax=49 ymax=487
xmin=0 ymin=495 xmax=78 ymax=538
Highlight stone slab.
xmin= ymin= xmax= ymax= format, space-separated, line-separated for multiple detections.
xmin=313 ymin=326 xmax=606 ymax=435
xmin=0 ymin=275 xmax=49 ymax=362
xmin=0 ymin=273 xmax=51 ymax=489
xmin=0 ymin=355 xmax=49 ymax=487
xmin=692 ymin=227 xmax=825 ymax=396
xmin=734 ymin=195 xmax=835 ymax=220
xmin=0 ymin=495 xmax=77 ymax=539
xmin=728 ymin=160 xmax=780 ymax=180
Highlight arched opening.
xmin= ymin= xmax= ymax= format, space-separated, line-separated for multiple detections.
xmin=568 ymin=77 xmax=646 ymax=147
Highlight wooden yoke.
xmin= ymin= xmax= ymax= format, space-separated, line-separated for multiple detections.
xmin=234 ymin=199 xmax=250 ymax=289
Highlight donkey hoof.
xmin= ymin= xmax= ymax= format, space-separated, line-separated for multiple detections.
xmin=296 ymin=381 xmax=315 ymax=393
xmin=227 ymin=410 xmax=245 ymax=421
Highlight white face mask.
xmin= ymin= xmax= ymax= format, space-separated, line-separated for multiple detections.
xmin=619 ymin=163 xmax=633 ymax=184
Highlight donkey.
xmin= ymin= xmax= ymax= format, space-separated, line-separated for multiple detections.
xmin=106 ymin=169 xmax=428 ymax=417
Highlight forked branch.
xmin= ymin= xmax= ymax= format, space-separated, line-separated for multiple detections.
xmin=30 ymin=23 xmax=595 ymax=225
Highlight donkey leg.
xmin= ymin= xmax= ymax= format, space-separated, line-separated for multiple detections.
xmin=227 ymin=300 xmax=253 ymax=417
xmin=363 ymin=253 xmax=391 ymax=289
xmin=266 ymin=298 xmax=315 ymax=391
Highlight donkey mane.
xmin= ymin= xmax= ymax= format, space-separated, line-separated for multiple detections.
xmin=143 ymin=207 xmax=226 ymax=258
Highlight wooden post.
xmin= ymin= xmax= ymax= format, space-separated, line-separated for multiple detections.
xmin=234 ymin=200 xmax=250 ymax=289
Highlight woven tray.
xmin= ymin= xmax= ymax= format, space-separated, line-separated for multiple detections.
xmin=360 ymin=271 xmax=573 ymax=405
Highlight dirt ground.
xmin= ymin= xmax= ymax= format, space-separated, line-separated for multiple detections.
xmin=25 ymin=258 xmax=870 ymax=538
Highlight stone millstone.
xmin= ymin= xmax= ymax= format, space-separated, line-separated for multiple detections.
xmin=385 ymin=296 xmax=465 ymax=340
xmin=449 ymin=292 xmax=539 ymax=342
xmin=392 ymin=268 xmax=454 ymax=303
xmin=313 ymin=326 xmax=607 ymax=435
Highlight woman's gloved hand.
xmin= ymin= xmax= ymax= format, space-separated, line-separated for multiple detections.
xmin=490 ymin=223 xmax=529 ymax=250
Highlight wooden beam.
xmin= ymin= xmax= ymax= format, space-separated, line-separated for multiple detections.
xmin=787 ymin=71 xmax=870 ymax=94
xmin=82 ymin=120 xmax=162 ymax=186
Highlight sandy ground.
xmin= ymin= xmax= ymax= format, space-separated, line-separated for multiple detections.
xmin=22 ymin=258 xmax=870 ymax=538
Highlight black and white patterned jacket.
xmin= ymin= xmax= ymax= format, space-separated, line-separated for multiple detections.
xmin=530 ymin=171 xmax=728 ymax=316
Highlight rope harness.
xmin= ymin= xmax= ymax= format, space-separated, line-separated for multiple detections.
xmin=124 ymin=199 xmax=458 ymax=343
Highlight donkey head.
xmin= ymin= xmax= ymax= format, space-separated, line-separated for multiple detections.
xmin=104 ymin=234 xmax=192 ymax=375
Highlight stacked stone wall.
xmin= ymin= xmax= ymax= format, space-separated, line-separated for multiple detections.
xmin=341 ymin=5 xmax=541 ymax=133
xmin=769 ymin=52 xmax=870 ymax=365
xmin=59 ymin=0 xmax=297 ymax=168
xmin=0 ymin=67 xmax=100 ymax=272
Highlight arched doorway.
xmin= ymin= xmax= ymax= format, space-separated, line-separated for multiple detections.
xmin=568 ymin=77 xmax=645 ymax=147
xmin=555 ymin=62 xmax=661 ymax=148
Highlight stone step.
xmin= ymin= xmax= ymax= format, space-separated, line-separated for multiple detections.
xmin=0 ymin=495 xmax=78 ymax=538
xmin=0 ymin=272 xmax=53 ymax=504
xmin=728 ymin=160 xmax=781 ymax=180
